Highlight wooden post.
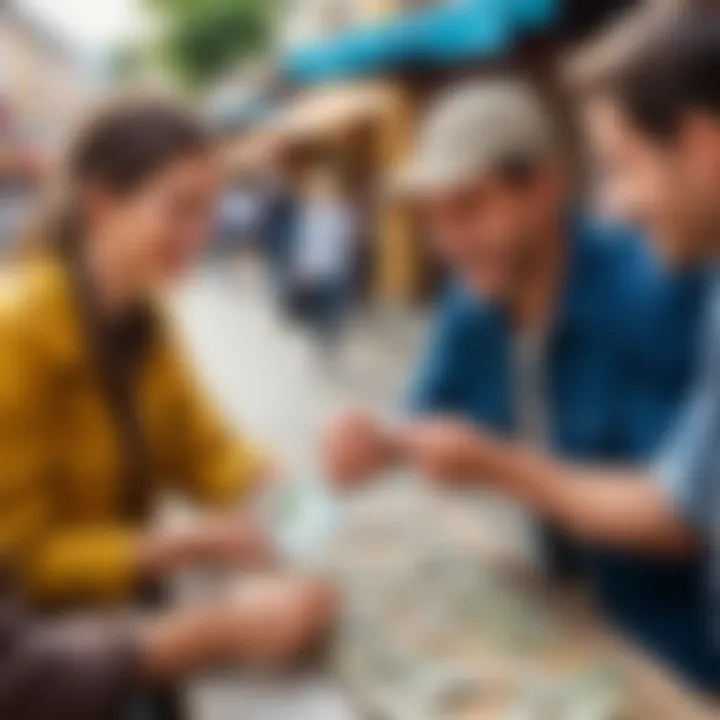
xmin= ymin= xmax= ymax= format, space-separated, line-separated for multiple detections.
xmin=374 ymin=85 xmax=418 ymax=304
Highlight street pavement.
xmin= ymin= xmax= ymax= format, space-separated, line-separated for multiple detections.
xmin=0 ymin=189 xmax=34 ymax=254
xmin=172 ymin=260 xmax=425 ymax=719
xmin=172 ymin=259 xmax=426 ymax=481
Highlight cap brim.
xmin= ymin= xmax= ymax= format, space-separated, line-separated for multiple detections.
xmin=385 ymin=158 xmax=484 ymax=201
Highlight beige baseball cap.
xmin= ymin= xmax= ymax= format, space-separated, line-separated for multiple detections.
xmin=391 ymin=79 xmax=558 ymax=198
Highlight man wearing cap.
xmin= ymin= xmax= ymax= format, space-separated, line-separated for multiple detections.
xmin=323 ymin=78 xmax=716 ymax=688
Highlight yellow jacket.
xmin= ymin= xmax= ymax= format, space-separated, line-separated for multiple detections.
xmin=0 ymin=259 xmax=264 ymax=605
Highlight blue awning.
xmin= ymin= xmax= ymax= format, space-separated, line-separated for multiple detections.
xmin=283 ymin=0 xmax=559 ymax=85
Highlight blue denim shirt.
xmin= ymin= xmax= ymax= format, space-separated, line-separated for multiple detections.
xmin=656 ymin=277 xmax=720 ymax=532
xmin=655 ymin=277 xmax=720 ymax=657
xmin=409 ymin=216 xmax=718 ymax=689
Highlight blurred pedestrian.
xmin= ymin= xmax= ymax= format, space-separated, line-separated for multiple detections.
xmin=215 ymin=173 xmax=263 ymax=256
xmin=0 ymin=97 xmax=335 ymax=717
xmin=324 ymin=78 xmax=716 ymax=687
xmin=261 ymin=164 xmax=299 ymax=315
xmin=291 ymin=169 xmax=357 ymax=361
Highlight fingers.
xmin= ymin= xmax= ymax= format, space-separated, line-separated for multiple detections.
xmin=158 ymin=515 xmax=278 ymax=571
xmin=392 ymin=418 xmax=482 ymax=484
xmin=392 ymin=423 xmax=429 ymax=456
xmin=322 ymin=409 xmax=389 ymax=488
xmin=229 ymin=522 xmax=278 ymax=568
xmin=393 ymin=420 xmax=450 ymax=461
xmin=141 ymin=576 xmax=338 ymax=677
xmin=215 ymin=516 xmax=278 ymax=568
xmin=232 ymin=576 xmax=338 ymax=668
xmin=285 ymin=578 xmax=338 ymax=654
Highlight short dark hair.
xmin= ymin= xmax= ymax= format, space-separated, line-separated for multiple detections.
xmin=572 ymin=9 xmax=720 ymax=140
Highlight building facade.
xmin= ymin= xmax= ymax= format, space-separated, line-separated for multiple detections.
xmin=0 ymin=3 xmax=90 ymax=178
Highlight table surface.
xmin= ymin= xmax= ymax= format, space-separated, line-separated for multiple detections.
xmin=190 ymin=674 xmax=360 ymax=720
xmin=188 ymin=485 xmax=719 ymax=719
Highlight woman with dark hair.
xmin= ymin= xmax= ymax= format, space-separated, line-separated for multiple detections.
xmin=0 ymin=96 xmax=335 ymax=718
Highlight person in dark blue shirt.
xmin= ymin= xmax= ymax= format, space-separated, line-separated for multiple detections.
xmin=262 ymin=174 xmax=299 ymax=316
xmin=324 ymin=78 xmax=717 ymax=689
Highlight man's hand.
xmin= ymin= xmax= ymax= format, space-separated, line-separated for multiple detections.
xmin=396 ymin=418 xmax=499 ymax=486
xmin=323 ymin=409 xmax=397 ymax=488
xmin=399 ymin=420 xmax=696 ymax=556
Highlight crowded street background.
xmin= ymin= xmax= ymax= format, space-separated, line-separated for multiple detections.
xmin=1 ymin=1 xmax=720 ymax=719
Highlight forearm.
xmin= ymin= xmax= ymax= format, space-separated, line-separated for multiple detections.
xmin=139 ymin=575 xmax=336 ymax=678
xmin=477 ymin=442 xmax=696 ymax=555
xmin=138 ymin=606 xmax=234 ymax=679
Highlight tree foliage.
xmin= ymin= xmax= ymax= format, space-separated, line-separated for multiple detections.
xmin=147 ymin=0 xmax=276 ymax=87
xmin=107 ymin=43 xmax=154 ymax=84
